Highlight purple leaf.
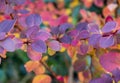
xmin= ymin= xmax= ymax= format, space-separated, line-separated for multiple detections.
xmin=31 ymin=30 xmax=51 ymax=41
xmin=112 ymin=68 xmax=120 ymax=82
xmin=67 ymin=29 xmax=79 ymax=39
xmin=25 ymin=26 xmax=39 ymax=38
xmin=48 ymin=40 xmax=61 ymax=51
xmin=4 ymin=5 xmax=13 ymax=15
xmin=116 ymin=30 xmax=120 ymax=44
xmin=71 ymin=39 xmax=79 ymax=46
xmin=88 ymin=23 xmax=100 ymax=34
xmin=99 ymin=35 xmax=114 ymax=48
xmin=60 ymin=34 xmax=72 ymax=44
xmin=0 ymin=19 xmax=16 ymax=33
xmin=8 ymin=0 xmax=25 ymax=5
xmin=27 ymin=46 xmax=42 ymax=61
xmin=14 ymin=0 xmax=25 ymax=5
xmin=90 ymin=74 xmax=112 ymax=83
xmin=73 ymin=59 xmax=86 ymax=72
xmin=0 ymin=46 xmax=4 ymax=54
xmin=102 ymin=21 xmax=116 ymax=33
xmin=26 ymin=14 xmax=42 ymax=27
xmin=0 ymin=32 xmax=6 ymax=40
xmin=59 ymin=23 xmax=73 ymax=34
xmin=77 ymin=30 xmax=89 ymax=40
xmin=80 ymin=43 xmax=89 ymax=55
xmin=76 ymin=22 xmax=88 ymax=31
xmin=13 ymin=38 xmax=23 ymax=49
xmin=18 ymin=16 xmax=27 ymax=28
xmin=51 ymin=27 xmax=60 ymax=35
xmin=31 ymin=40 xmax=47 ymax=53
xmin=18 ymin=9 xmax=29 ymax=14
xmin=100 ymin=52 xmax=120 ymax=72
xmin=0 ymin=37 xmax=15 ymax=52
xmin=88 ymin=34 xmax=101 ymax=48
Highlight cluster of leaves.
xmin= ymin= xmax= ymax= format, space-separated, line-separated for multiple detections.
xmin=1 ymin=0 xmax=120 ymax=83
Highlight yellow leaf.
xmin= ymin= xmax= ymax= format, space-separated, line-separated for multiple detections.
xmin=48 ymin=48 xmax=56 ymax=56
xmin=60 ymin=46 xmax=66 ymax=52
xmin=42 ymin=56 xmax=48 ymax=62
xmin=14 ymin=33 xmax=20 ymax=38
xmin=70 ymin=0 xmax=79 ymax=8
xmin=24 ymin=61 xmax=40 ymax=72
xmin=32 ymin=74 xmax=52 ymax=83
xmin=65 ymin=9 xmax=72 ymax=15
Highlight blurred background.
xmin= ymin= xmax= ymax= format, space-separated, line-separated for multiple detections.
xmin=0 ymin=0 xmax=120 ymax=83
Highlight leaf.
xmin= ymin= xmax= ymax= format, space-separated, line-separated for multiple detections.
xmin=102 ymin=21 xmax=116 ymax=33
xmin=76 ymin=22 xmax=88 ymax=31
xmin=58 ymin=15 xmax=68 ymax=25
xmin=26 ymin=14 xmax=42 ymax=27
xmin=59 ymin=23 xmax=73 ymax=34
xmin=73 ymin=59 xmax=86 ymax=72
xmin=31 ymin=30 xmax=51 ymax=41
xmin=24 ymin=60 xmax=40 ymax=72
xmin=88 ymin=23 xmax=100 ymax=34
xmin=14 ymin=0 xmax=25 ymax=5
xmin=25 ymin=26 xmax=39 ymax=38
xmin=90 ymin=74 xmax=113 ymax=83
xmin=0 ymin=19 xmax=16 ymax=33
xmin=32 ymin=74 xmax=52 ymax=83
xmin=51 ymin=27 xmax=60 ymax=35
xmin=94 ymin=0 xmax=103 ymax=7
xmin=80 ymin=43 xmax=89 ymax=55
xmin=88 ymin=34 xmax=101 ymax=48
xmin=100 ymin=52 xmax=120 ymax=72
xmin=77 ymin=30 xmax=89 ymax=40
xmin=112 ymin=68 xmax=120 ymax=82
xmin=34 ymin=65 xmax=45 ymax=75
xmin=60 ymin=34 xmax=72 ymax=44
xmin=0 ymin=46 xmax=6 ymax=58
xmin=31 ymin=40 xmax=47 ymax=53
xmin=48 ymin=47 xmax=56 ymax=56
xmin=105 ymin=16 xmax=113 ymax=23
xmin=48 ymin=40 xmax=61 ymax=51
xmin=99 ymin=35 xmax=114 ymax=48
xmin=0 ymin=37 xmax=15 ymax=52
xmin=27 ymin=46 xmax=42 ymax=61
xmin=0 ymin=32 xmax=6 ymax=40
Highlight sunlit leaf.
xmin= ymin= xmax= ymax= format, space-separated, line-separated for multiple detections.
xmin=24 ymin=60 xmax=40 ymax=72
xmin=32 ymin=74 xmax=52 ymax=83
xmin=48 ymin=47 xmax=56 ymax=56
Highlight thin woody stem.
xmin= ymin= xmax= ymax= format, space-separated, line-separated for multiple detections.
xmin=39 ymin=60 xmax=60 ymax=83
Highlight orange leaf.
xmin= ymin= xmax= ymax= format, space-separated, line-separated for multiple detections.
xmin=34 ymin=65 xmax=45 ymax=75
xmin=32 ymin=74 xmax=52 ymax=83
xmin=24 ymin=61 xmax=40 ymax=72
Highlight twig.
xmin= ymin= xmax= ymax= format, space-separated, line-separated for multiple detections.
xmin=39 ymin=60 xmax=60 ymax=83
